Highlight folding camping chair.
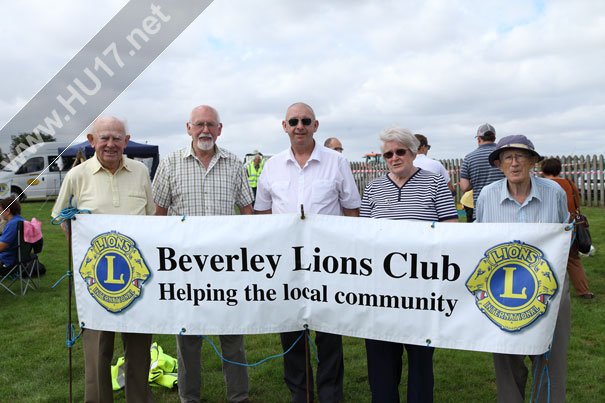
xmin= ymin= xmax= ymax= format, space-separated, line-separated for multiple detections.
xmin=0 ymin=260 xmax=20 ymax=296
xmin=0 ymin=221 xmax=43 ymax=296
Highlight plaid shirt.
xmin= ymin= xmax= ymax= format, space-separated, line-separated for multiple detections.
xmin=152 ymin=145 xmax=253 ymax=216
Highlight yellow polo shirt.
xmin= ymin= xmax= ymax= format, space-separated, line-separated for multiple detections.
xmin=52 ymin=154 xmax=154 ymax=217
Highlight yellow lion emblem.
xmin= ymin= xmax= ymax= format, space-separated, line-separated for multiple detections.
xmin=466 ymin=241 xmax=558 ymax=332
xmin=80 ymin=231 xmax=151 ymax=313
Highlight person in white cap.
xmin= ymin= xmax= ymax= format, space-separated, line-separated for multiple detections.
xmin=459 ymin=123 xmax=504 ymax=221
xmin=476 ymin=134 xmax=570 ymax=403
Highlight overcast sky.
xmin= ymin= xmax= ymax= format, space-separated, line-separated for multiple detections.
xmin=1 ymin=0 xmax=604 ymax=162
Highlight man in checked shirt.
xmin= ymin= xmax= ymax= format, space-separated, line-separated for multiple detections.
xmin=152 ymin=105 xmax=253 ymax=403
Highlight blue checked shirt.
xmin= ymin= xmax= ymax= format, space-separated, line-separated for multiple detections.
xmin=476 ymin=175 xmax=569 ymax=224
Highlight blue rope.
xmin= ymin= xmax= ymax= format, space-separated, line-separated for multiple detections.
xmin=52 ymin=271 xmax=72 ymax=288
xmin=306 ymin=331 xmax=320 ymax=363
xmin=51 ymin=202 xmax=90 ymax=286
xmin=50 ymin=197 xmax=91 ymax=225
xmin=569 ymin=219 xmax=577 ymax=244
xmin=531 ymin=354 xmax=540 ymax=402
xmin=196 ymin=330 xmax=309 ymax=368
xmin=51 ymin=199 xmax=88 ymax=352
xmin=530 ymin=346 xmax=552 ymax=403
xmin=65 ymin=323 xmax=83 ymax=348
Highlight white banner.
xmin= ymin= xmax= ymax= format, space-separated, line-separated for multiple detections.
xmin=72 ymin=214 xmax=571 ymax=355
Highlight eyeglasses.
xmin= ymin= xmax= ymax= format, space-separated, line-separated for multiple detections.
xmin=189 ymin=121 xmax=220 ymax=129
xmin=334 ymin=147 xmax=344 ymax=152
xmin=98 ymin=135 xmax=126 ymax=143
xmin=382 ymin=148 xmax=409 ymax=159
xmin=288 ymin=118 xmax=313 ymax=127
xmin=501 ymin=153 xmax=531 ymax=163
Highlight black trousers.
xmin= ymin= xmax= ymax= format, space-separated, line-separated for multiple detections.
xmin=464 ymin=207 xmax=475 ymax=223
xmin=365 ymin=339 xmax=434 ymax=403
xmin=280 ymin=331 xmax=344 ymax=403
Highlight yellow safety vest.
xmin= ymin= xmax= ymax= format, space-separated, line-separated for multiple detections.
xmin=111 ymin=342 xmax=178 ymax=391
xmin=246 ymin=159 xmax=265 ymax=188
xmin=149 ymin=342 xmax=178 ymax=389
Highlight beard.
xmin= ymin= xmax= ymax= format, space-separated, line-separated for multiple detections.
xmin=197 ymin=135 xmax=215 ymax=151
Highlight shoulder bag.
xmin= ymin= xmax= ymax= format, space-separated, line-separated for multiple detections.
xmin=567 ymin=178 xmax=592 ymax=254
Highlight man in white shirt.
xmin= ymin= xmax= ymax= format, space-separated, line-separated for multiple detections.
xmin=413 ymin=133 xmax=455 ymax=194
xmin=254 ymin=102 xmax=361 ymax=403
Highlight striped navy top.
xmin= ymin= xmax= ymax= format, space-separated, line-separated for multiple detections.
xmin=460 ymin=143 xmax=505 ymax=208
xmin=360 ymin=169 xmax=458 ymax=221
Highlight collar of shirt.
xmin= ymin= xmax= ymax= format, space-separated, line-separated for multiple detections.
xmin=286 ymin=141 xmax=321 ymax=168
xmin=183 ymin=144 xmax=227 ymax=165
xmin=498 ymin=175 xmax=542 ymax=206
xmin=88 ymin=154 xmax=131 ymax=175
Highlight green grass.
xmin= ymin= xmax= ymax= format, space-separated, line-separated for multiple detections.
xmin=1 ymin=202 xmax=604 ymax=402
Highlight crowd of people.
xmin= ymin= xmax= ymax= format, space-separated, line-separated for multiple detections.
xmin=46 ymin=103 xmax=593 ymax=402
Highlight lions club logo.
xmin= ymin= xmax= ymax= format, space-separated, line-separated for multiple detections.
xmin=79 ymin=231 xmax=151 ymax=313
xmin=466 ymin=241 xmax=558 ymax=332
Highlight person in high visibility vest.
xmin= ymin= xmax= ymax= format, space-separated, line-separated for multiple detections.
xmin=246 ymin=151 xmax=265 ymax=198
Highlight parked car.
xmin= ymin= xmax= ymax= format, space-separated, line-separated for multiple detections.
xmin=0 ymin=141 xmax=69 ymax=201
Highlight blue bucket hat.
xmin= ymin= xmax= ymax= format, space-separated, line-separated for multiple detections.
xmin=488 ymin=134 xmax=542 ymax=167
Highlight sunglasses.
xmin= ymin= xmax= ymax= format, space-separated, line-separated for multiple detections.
xmin=382 ymin=148 xmax=409 ymax=159
xmin=288 ymin=118 xmax=313 ymax=127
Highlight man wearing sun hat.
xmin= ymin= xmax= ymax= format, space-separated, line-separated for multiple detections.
xmin=459 ymin=123 xmax=505 ymax=220
xmin=476 ymin=134 xmax=571 ymax=403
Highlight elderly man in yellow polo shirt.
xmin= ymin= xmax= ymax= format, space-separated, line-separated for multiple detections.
xmin=52 ymin=116 xmax=155 ymax=402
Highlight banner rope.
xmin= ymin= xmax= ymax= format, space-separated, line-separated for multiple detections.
xmin=65 ymin=323 xmax=84 ymax=348
xmin=51 ymin=199 xmax=90 ymax=287
xmin=51 ymin=204 xmax=91 ymax=225
xmin=306 ymin=330 xmax=319 ymax=362
xmin=566 ymin=220 xmax=576 ymax=244
xmin=51 ymin=198 xmax=90 ymax=403
xmin=530 ymin=344 xmax=552 ymax=403
xmin=178 ymin=329 xmax=318 ymax=367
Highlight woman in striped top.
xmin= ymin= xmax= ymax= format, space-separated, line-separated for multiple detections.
xmin=361 ymin=127 xmax=458 ymax=403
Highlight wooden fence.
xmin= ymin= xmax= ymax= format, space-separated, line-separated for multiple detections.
xmin=351 ymin=154 xmax=605 ymax=208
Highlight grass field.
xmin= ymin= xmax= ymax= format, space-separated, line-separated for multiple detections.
xmin=1 ymin=201 xmax=603 ymax=402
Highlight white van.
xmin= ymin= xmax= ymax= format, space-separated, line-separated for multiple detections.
xmin=0 ymin=142 xmax=70 ymax=201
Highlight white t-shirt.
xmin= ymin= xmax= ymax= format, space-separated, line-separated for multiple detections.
xmin=413 ymin=153 xmax=451 ymax=184
xmin=254 ymin=144 xmax=361 ymax=215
